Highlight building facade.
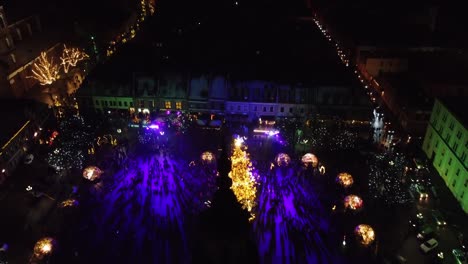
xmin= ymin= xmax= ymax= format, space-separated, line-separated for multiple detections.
xmin=422 ymin=98 xmax=468 ymax=213
xmin=77 ymin=72 xmax=371 ymax=121
xmin=0 ymin=5 xmax=60 ymax=98
xmin=0 ymin=100 xmax=50 ymax=185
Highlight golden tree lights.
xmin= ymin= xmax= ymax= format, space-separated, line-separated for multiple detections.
xmin=354 ymin=224 xmax=376 ymax=246
xmin=59 ymin=199 xmax=79 ymax=208
xmin=229 ymin=137 xmax=257 ymax=217
xmin=344 ymin=195 xmax=363 ymax=210
xmin=33 ymin=237 xmax=56 ymax=259
xmin=82 ymin=166 xmax=103 ymax=181
xmin=28 ymin=52 xmax=60 ymax=85
xmin=60 ymin=45 xmax=89 ymax=73
xmin=337 ymin=172 xmax=354 ymax=188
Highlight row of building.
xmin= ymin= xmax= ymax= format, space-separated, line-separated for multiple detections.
xmin=422 ymin=98 xmax=468 ymax=213
xmin=76 ymin=72 xmax=372 ymax=121
xmin=0 ymin=100 xmax=50 ymax=184
xmin=308 ymin=6 xmax=468 ymax=212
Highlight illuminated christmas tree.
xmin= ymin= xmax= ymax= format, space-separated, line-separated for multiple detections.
xmin=229 ymin=137 xmax=258 ymax=217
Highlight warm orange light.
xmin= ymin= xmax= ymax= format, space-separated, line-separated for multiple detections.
xmin=28 ymin=52 xmax=60 ymax=85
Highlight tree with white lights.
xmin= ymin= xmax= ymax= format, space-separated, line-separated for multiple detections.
xmin=368 ymin=152 xmax=411 ymax=205
xmin=47 ymin=115 xmax=93 ymax=171
xmin=60 ymin=45 xmax=89 ymax=73
xmin=28 ymin=52 xmax=60 ymax=85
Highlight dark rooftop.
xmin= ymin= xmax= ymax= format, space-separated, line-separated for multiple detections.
xmin=314 ymin=1 xmax=468 ymax=47
xmin=0 ymin=99 xmax=39 ymax=147
xmin=439 ymin=97 xmax=468 ymax=126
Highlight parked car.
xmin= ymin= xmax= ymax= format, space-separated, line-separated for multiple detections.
xmin=420 ymin=238 xmax=438 ymax=253
xmin=394 ymin=254 xmax=407 ymax=263
xmin=417 ymin=226 xmax=435 ymax=241
xmin=453 ymin=249 xmax=467 ymax=264
xmin=432 ymin=210 xmax=447 ymax=226
xmin=414 ymin=184 xmax=429 ymax=200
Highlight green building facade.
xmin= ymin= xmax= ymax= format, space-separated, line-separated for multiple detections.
xmin=422 ymin=98 xmax=468 ymax=213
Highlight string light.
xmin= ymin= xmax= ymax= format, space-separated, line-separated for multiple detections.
xmin=60 ymin=45 xmax=89 ymax=73
xmin=28 ymin=52 xmax=60 ymax=85
xmin=368 ymin=153 xmax=411 ymax=205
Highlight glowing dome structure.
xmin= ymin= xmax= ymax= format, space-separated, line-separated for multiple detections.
xmin=336 ymin=172 xmax=354 ymax=188
xmin=82 ymin=166 xmax=103 ymax=181
xmin=275 ymin=153 xmax=291 ymax=167
xmin=301 ymin=153 xmax=319 ymax=168
xmin=344 ymin=195 xmax=363 ymax=210
xmin=33 ymin=237 xmax=56 ymax=258
xmin=354 ymin=224 xmax=376 ymax=246
xmin=200 ymin=151 xmax=215 ymax=164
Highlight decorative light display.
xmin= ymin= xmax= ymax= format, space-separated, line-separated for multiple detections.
xmin=60 ymin=45 xmax=89 ymax=73
xmin=336 ymin=172 xmax=353 ymax=188
xmin=296 ymin=122 xmax=357 ymax=152
xmin=319 ymin=165 xmax=326 ymax=175
xmin=275 ymin=153 xmax=291 ymax=167
xmin=201 ymin=151 xmax=215 ymax=164
xmin=354 ymin=224 xmax=375 ymax=246
xmin=229 ymin=137 xmax=258 ymax=215
xmin=82 ymin=166 xmax=103 ymax=181
xmin=28 ymin=52 xmax=60 ymax=85
xmin=301 ymin=153 xmax=318 ymax=168
xmin=59 ymin=199 xmax=79 ymax=208
xmin=46 ymin=115 xmax=92 ymax=171
xmin=344 ymin=195 xmax=363 ymax=210
xmin=33 ymin=237 xmax=56 ymax=258
xmin=368 ymin=153 xmax=411 ymax=205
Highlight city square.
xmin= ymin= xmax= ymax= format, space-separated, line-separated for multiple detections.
xmin=1 ymin=0 xmax=467 ymax=263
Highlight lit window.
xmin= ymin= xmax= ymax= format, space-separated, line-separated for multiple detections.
xmin=165 ymin=101 xmax=171 ymax=109
xmin=176 ymin=101 xmax=182 ymax=109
